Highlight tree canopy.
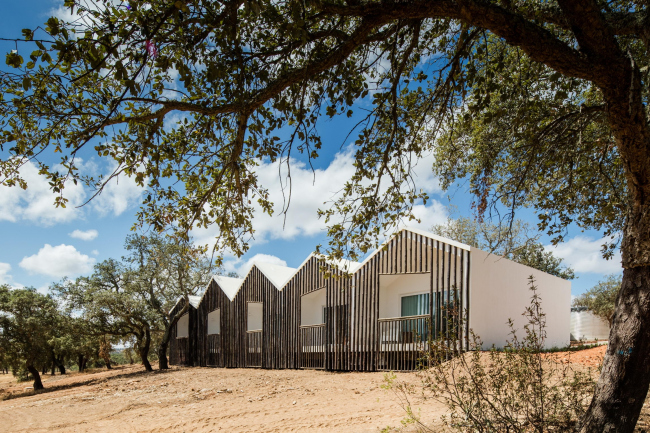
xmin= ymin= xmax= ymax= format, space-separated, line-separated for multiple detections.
xmin=2 ymin=1 xmax=650 ymax=431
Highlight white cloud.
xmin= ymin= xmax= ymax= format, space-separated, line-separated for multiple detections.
xmin=546 ymin=236 xmax=622 ymax=274
xmin=69 ymin=229 xmax=99 ymax=241
xmin=0 ymin=161 xmax=86 ymax=226
xmin=223 ymin=253 xmax=288 ymax=277
xmin=19 ymin=244 xmax=96 ymax=279
xmin=0 ymin=263 xmax=12 ymax=285
xmin=91 ymin=165 xmax=144 ymax=216
xmin=400 ymin=201 xmax=449 ymax=231
xmin=92 ymin=250 xmax=99 ymax=256
xmin=193 ymin=147 xmax=444 ymax=248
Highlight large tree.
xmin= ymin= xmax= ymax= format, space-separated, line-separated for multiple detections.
xmin=54 ymin=234 xmax=211 ymax=371
xmin=121 ymin=234 xmax=211 ymax=369
xmin=0 ymin=285 xmax=60 ymax=390
xmin=0 ymin=0 xmax=648 ymax=430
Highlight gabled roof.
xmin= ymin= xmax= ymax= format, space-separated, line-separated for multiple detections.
xmin=188 ymin=295 xmax=202 ymax=308
xmin=212 ymin=274 xmax=245 ymax=301
xmin=355 ymin=226 xmax=471 ymax=270
xmin=254 ymin=262 xmax=297 ymax=290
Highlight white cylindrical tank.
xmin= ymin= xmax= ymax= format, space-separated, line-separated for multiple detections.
xmin=570 ymin=308 xmax=610 ymax=341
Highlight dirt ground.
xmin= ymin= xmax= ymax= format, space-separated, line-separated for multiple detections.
xmin=0 ymin=365 xmax=445 ymax=433
xmin=1 ymin=345 xmax=649 ymax=433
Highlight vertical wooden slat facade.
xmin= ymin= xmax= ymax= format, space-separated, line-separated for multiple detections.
xmin=195 ymin=278 xmax=234 ymax=368
xmin=168 ymin=300 xmax=198 ymax=366
xmin=170 ymin=228 xmax=471 ymax=371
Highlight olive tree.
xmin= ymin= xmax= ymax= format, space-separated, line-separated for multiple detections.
xmin=1 ymin=1 xmax=649 ymax=430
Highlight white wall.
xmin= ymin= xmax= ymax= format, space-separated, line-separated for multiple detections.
xmin=570 ymin=310 xmax=609 ymax=341
xmin=208 ymin=309 xmax=220 ymax=335
xmin=247 ymin=302 xmax=263 ymax=331
xmin=177 ymin=313 xmax=189 ymax=339
xmin=469 ymin=248 xmax=571 ymax=349
xmin=378 ymin=273 xmax=431 ymax=319
xmin=301 ymin=288 xmax=326 ymax=326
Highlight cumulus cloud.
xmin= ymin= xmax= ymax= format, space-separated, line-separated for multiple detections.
xmin=546 ymin=236 xmax=622 ymax=274
xmin=223 ymin=253 xmax=288 ymax=278
xmin=193 ymin=147 xmax=445 ymax=248
xmin=19 ymin=244 xmax=96 ymax=279
xmin=0 ymin=263 xmax=12 ymax=285
xmin=91 ymin=164 xmax=144 ymax=216
xmin=0 ymin=161 xmax=86 ymax=225
xmin=69 ymin=229 xmax=99 ymax=241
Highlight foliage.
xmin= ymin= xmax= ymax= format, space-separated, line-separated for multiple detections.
xmin=386 ymin=278 xmax=596 ymax=432
xmin=0 ymin=285 xmax=61 ymax=389
xmin=573 ymin=274 xmax=621 ymax=326
xmin=53 ymin=233 xmax=211 ymax=371
xmin=431 ymin=215 xmax=575 ymax=279
xmin=0 ymin=0 xmax=638 ymax=263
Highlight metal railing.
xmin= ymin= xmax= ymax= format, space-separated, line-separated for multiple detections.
xmin=300 ymin=324 xmax=325 ymax=369
xmin=377 ymin=314 xmax=429 ymax=371
xmin=246 ymin=330 xmax=262 ymax=367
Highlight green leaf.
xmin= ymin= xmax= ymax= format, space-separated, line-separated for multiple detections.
xmin=5 ymin=52 xmax=24 ymax=68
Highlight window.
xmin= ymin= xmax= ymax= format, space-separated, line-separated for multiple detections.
xmin=401 ymin=293 xmax=430 ymax=317
xmin=207 ymin=309 xmax=220 ymax=335
xmin=176 ymin=313 xmax=189 ymax=339
xmin=247 ymin=302 xmax=263 ymax=331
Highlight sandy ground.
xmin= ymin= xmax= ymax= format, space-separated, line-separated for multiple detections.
xmin=0 ymin=365 xmax=445 ymax=433
xmin=1 ymin=345 xmax=649 ymax=433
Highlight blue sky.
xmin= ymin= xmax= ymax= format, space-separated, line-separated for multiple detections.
xmin=0 ymin=1 xmax=622 ymax=297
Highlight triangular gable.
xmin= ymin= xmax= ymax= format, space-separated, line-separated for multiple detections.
xmin=212 ymin=274 xmax=245 ymax=301
xmin=354 ymin=226 xmax=472 ymax=271
xmin=254 ymin=262 xmax=297 ymax=290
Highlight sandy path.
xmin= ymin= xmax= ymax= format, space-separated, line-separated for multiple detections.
xmin=0 ymin=366 xmax=446 ymax=432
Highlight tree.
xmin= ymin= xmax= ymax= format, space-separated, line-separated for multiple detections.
xmin=121 ymin=234 xmax=211 ymax=369
xmin=54 ymin=258 xmax=158 ymax=371
xmin=431 ymin=215 xmax=575 ymax=279
xmin=0 ymin=285 xmax=60 ymax=390
xmin=1 ymin=1 xmax=649 ymax=430
xmin=54 ymin=234 xmax=211 ymax=371
xmin=573 ymin=274 xmax=622 ymax=327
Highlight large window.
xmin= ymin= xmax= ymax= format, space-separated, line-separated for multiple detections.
xmin=207 ymin=309 xmax=220 ymax=335
xmin=401 ymin=293 xmax=430 ymax=317
xmin=247 ymin=302 xmax=263 ymax=331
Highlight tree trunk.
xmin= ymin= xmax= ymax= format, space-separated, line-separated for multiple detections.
xmin=138 ymin=329 xmax=153 ymax=372
xmin=158 ymin=342 xmax=169 ymax=370
xmin=77 ymin=354 xmax=85 ymax=373
xmin=581 ymin=266 xmax=650 ymax=432
xmin=55 ymin=355 xmax=66 ymax=374
xmin=26 ymin=365 xmax=43 ymax=390
xmin=50 ymin=360 xmax=55 ymax=375
xmin=105 ymin=359 xmax=112 ymax=370
xmin=81 ymin=357 xmax=87 ymax=372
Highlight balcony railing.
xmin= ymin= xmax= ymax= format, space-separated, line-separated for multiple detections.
xmin=246 ymin=330 xmax=262 ymax=367
xmin=300 ymin=324 xmax=325 ymax=369
xmin=377 ymin=314 xmax=429 ymax=371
